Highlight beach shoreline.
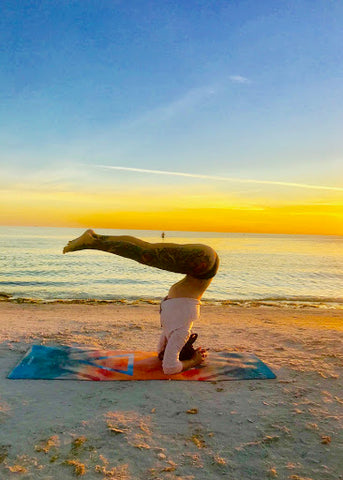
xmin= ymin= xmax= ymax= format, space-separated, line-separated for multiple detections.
xmin=0 ymin=302 xmax=342 ymax=479
xmin=1 ymin=292 xmax=342 ymax=310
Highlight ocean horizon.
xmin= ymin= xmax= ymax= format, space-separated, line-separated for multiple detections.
xmin=0 ymin=226 xmax=342 ymax=309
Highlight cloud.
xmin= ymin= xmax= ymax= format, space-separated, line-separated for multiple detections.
xmin=125 ymin=84 xmax=218 ymax=129
xmin=93 ymin=165 xmax=343 ymax=192
xmin=159 ymin=85 xmax=216 ymax=117
xmin=229 ymin=75 xmax=251 ymax=84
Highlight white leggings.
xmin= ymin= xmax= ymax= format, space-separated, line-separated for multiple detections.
xmin=158 ymin=297 xmax=200 ymax=374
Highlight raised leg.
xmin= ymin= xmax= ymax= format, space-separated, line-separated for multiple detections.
xmin=63 ymin=229 xmax=219 ymax=285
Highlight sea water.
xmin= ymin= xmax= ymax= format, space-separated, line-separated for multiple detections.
xmin=0 ymin=226 xmax=342 ymax=308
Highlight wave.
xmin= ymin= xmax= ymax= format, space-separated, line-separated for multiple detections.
xmin=1 ymin=292 xmax=342 ymax=309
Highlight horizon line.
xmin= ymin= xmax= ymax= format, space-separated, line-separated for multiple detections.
xmin=0 ymin=223 xmax=342 ymax=237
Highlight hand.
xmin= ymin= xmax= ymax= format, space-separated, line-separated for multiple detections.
xmin=192 ymin=347 xmax=207 ymax=366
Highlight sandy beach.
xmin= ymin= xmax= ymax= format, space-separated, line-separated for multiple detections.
xmin=0 ymin=301 xmax=342 ymax=479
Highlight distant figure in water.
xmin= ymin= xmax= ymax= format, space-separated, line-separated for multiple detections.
xmin=63 ymin=229 xmax=219 ymax=374
xmin=161 ymin=231 xmax=165 ymax=239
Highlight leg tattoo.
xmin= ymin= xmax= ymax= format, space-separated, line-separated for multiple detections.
xmin=63 ymin=230 xmax=218 ymax=278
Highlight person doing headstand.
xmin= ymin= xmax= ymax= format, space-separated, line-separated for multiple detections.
xmin=63 ymin=230 xmax=219 ymax=375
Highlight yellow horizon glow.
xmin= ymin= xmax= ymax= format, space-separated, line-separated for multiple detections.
xmin=1 ymin=186 xmax=342 ymax=235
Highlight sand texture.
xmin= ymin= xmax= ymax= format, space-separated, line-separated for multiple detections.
xmin=0 ymin=302 xmax=342 ymax=479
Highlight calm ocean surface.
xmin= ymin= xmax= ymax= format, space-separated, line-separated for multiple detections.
xmin=0 ymin=226 xmax=342 ymax=308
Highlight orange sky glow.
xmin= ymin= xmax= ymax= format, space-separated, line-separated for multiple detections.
xmin=1 ymin=185 xmax=342 ymax=235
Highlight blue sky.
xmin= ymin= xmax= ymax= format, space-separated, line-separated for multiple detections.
xmin=1 ymin=0 xmax=342 ymax=232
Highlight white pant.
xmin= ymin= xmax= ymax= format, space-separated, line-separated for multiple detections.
xmin=158 ymin=297 xmax=200 ymax=374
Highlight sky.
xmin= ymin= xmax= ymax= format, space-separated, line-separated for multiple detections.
xmin=1 ymin=0 xmax=342 ymax=234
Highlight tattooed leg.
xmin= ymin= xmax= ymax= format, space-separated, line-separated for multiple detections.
xmin=63 ymin=229 xmax=219 ymax=279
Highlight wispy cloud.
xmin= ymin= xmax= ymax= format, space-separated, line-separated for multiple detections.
xmin=140 ymin=77 xmax=249 ymax=123
xmin=160 ymin=85 xmax=216 ymax=116
xmin=126 ymin=84 xmax=218 ymax=128
xmin=124 ymin=77 xmax=246 ymax=128
xmin=229 ymin=75 xmax=251 ymax=84
xmin=93 ymin=165 xmax=343 ymax=192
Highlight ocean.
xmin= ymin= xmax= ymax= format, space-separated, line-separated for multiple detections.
xmin=0 ymin=226 xmax=342 ymax=308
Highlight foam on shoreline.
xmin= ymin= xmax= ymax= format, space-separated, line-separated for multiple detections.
xmin=0 ymin=292 xmax=342 ymax=309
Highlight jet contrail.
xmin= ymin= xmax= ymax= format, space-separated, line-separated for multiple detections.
xmin=94 ymin=165 xmax=343 ymax=192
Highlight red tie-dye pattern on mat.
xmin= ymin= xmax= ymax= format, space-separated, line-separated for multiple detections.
xmin=8 ymin=345 xmax=276 ymax=381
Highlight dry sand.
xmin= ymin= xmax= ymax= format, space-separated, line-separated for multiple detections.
xmin=0 ymin=301 xmax=342 ymax=480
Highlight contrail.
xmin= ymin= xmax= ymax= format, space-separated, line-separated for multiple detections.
xmin=94 ymin=165 xmax=343 ymax=192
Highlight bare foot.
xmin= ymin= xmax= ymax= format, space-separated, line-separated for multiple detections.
xmin=63 ymin=229 xmax=96 ymax=254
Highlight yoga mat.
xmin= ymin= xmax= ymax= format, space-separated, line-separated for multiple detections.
xmin=8 ymin=345 xmax=276 ymax=381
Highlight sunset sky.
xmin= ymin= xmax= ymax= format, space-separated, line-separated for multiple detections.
xmin=1 ymin=1 xmax=342 ymax=234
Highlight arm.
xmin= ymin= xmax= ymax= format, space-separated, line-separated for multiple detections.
xmin=162 ymin=330 xmax=190 ymax=374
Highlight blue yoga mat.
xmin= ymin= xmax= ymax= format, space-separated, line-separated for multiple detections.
xmin=8 ymin=345 xmax=276 ymax=381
